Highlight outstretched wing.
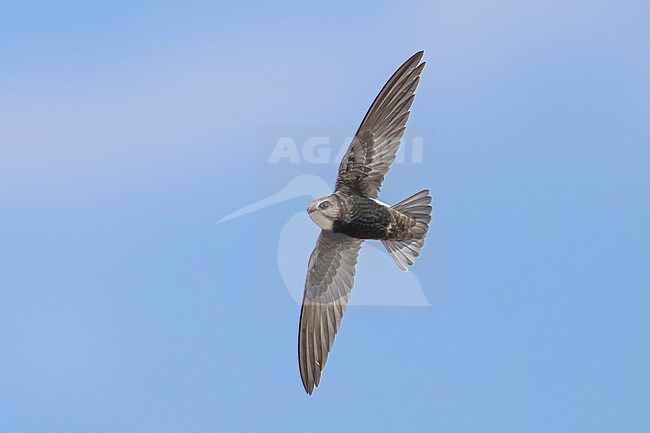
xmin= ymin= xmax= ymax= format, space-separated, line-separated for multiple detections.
xmin=298 ymin=230 xmax=364 ymax=394
xmin=335 ymin=51 xmax=426 ymax=198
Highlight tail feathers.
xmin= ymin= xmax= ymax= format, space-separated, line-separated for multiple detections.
xmin=391 ymin=189 xmax=433 ymax=223
xmin=382 ymin=189 xmax=432 ymax=271
xmin=383 ymin=239 xmax=426 ymax=271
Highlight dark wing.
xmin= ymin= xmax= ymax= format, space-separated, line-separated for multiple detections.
xmin=335 ymin=51 xmax=425 ymax=198
xmin=298 ymin=230 xmax=364 ymax=394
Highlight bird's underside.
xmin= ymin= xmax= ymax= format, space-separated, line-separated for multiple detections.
xmin=298 ymin=51 xmax=431 ymax=394
xmin=331 ymin=193 xmax=427 ymax=241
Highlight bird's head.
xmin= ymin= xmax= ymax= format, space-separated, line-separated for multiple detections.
xmin=307 ymin=195 xmax=342 ymax=230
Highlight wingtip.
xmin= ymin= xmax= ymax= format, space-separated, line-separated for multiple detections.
xmin=408 ymin=51 xmax=426 ymax=71
xmin=302 ymin=381 xmax=315 ymax=395
xmin=405 ymin=50 xmax=424 ymax=65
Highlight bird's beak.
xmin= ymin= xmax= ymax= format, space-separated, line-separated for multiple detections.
xmin=307 ymin=203 xmax=317 ymax=214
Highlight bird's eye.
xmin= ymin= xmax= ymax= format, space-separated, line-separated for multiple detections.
xmin=319 ymin=201 xmax=330 ymax=209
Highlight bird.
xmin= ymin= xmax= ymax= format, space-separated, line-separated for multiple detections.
xmin=216 ymin=174 xmax=431 ymax=306
xmin=299 ymin=51 xmax=432 ymax=394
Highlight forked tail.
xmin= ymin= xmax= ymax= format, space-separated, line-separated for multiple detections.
xmin=381 ymin=189 xmax=432 ymax=271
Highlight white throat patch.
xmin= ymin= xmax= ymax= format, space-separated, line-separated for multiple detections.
xmin=309 ymin=211 xmax=334 ymax=230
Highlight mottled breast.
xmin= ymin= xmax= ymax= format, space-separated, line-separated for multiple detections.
xmin=333 ymin=195 xmax=392 ymax=239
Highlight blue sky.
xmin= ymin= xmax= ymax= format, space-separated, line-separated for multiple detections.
xmin=1 ymin=1 xmax=649 ymax=432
